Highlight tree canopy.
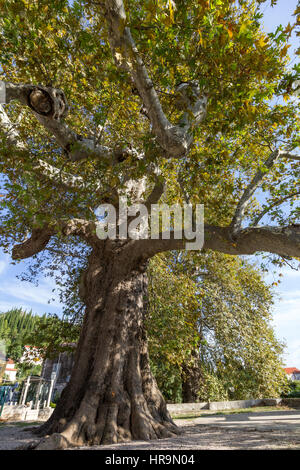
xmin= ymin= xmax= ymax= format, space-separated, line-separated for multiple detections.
xmin=148 ymin=251 xmax=288 ymax=402
xmin=0 ymin=0 xmax=299 ymax=449
xmin=0 ymin=307 xmax=44 ymax=362
xmin=0 ymin=0 xmax=299 ymax=264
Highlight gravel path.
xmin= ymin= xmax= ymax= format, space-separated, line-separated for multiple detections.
xmin=0 ymin=424 xmax=40 ymax=450
xmin=1 ymin=410 xmax=300 ymax=450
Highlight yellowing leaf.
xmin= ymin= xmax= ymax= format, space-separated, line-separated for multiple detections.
xmin=227 ymin=27 xmax=233 ymax=39
xmin=198 ymin=29 xmax=203 ymax=46
xmin=239 ymin=23 xmax=248 ymax=34
xmin=280 ymin=44 xmax=291 ymax=59
xmin=258 ymin=36 xmax=268 ymax=48
xmin=283 ymin=22 xmax=293 ymax=35
xmin=168 ymin=0 xmax=176 ymax=24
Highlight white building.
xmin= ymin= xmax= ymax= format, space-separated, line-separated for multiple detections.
xmin=4 ymin=358 xmax=17 ymax=382
xmin=284 ymin=367 xmax=300 ymax=381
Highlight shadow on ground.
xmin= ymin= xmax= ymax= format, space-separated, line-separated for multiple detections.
xmin=0 ymin=410 xmax=300 ymax=450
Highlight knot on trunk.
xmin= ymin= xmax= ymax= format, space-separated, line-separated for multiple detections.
xmin=28 ymin=86 xmax=68 ymax=120
xmin=175 ymin=81 xmax=208 ymax=123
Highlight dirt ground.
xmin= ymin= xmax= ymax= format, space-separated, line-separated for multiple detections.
xmin=1 ymin=409 xmax=300 ymax=450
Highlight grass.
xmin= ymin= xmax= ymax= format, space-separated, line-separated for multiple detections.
xmin=172 ymin=405 xmax=296 ymax=420
xmin=0 ymin=420 xmax=40 ymax=427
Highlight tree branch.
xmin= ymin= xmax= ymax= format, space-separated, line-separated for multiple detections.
xmin=230 ymin=149 xmax=281 ymax=237
xmin=178 ymin=175 xmax=191 ymax=204
xmin=0 ymin=103 xmax=25 ymax=149
xmin=251 ymin=190 xmax=300 ymax=227
xmin=61 ymin=218 xmax=98 ymax=243
xmin=0 ymin=103 xmax=91 ymax=191
xmin=103 ymin=0 xmax=207 ymax=158
xmin=133 ymin=224 xmax=300 ymax=260
xmin=11 ymin=218 xmax=98 ymax=260
xmin=1 ymin=80 xmax=138 ymax=164
xmin=281 ymin=152 xmax=300 ymax=161
xmin=12 ymin=227 xmax=54 ymax=259
xmin=144 ymin=178 xmax=166 ymax=209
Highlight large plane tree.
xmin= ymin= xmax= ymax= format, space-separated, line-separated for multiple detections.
xmin=0 ymin=0 xmax=299 ymax=449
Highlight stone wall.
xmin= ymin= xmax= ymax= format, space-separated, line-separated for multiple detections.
xmin=1 ymin=404 xmax=27 ymax=420
xmin=208 ymin=398 xmax=263 ymax=411
xmin=263 ymin=397 xmax=300 ymax=407
xmin=281 ymin=398 xmax=300 ymax=408
xmin=36 ymin=407 xmax=53 ymax=421
xmin=1 ymin=404 xmax=53 ymax=421
xmin=167 ymin=397 xmax=300 ymax=415
xmin=167 ymin=402 xmax=208 ymax=415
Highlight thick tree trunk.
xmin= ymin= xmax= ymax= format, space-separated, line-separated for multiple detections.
xmin=181 ymin=354 xmax=203 ymax=403
xmin=35 ymin=246 xmax=179 ymax=449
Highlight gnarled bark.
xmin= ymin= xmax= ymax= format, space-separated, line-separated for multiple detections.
xmin=34 ymin=245 xmax=179 ymax=449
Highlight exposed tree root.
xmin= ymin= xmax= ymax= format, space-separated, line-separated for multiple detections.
xmin=34 ymin=433 xmax=71 ymax=450
xmin=29 ymin=412 xmax=181 ymax=450
xmin=31 ymin=402 xmax=181 ymax=450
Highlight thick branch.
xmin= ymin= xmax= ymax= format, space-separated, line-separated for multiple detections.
xmin=12 ymin=218 xmax=98 ymax=260
xmin=133 ymin=224 xmax=300 ymax=260
xmin=144 ymin=178 xmax=166 ymax=209
xmin=12 ymin=227 xmax=54 ymax=259
xmin=103 ymin=0 xmax=207 ymax=158
xmin=1 ymin=81 xmax=138 ymax=163
xmin=61 ymin=218 xmax=98 ymax=244
xmin=281 ymin=152 xmax=300 ymax=161
xmin=230 ymin=149 xmax=281 ymax=236
xmin=4 ymin=82 xmax=68 ymax=119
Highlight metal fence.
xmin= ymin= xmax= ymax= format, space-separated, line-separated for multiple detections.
xmin=0 ymin=385 xmax=14 ymax=417
xmin=19 ymin=376 xmax=53 ymax=409
xmin=0 ymin=377 xmax=54 ymax=418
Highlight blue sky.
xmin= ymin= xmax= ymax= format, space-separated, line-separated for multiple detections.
xmin=257 ymin=0 xmax=300 ymax=368
xmin=0 ymin=0 xmax=299 ymax=367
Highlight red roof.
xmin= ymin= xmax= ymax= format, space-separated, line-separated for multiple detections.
xmin=6 ymin=358 xmax=14 ymax=365
xmin=284 ymin=367 xmax=300 ymax=374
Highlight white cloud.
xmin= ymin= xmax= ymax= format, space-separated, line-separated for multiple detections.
xmin=0 ymin=280 xmax=62 ymax=308
xmin=273 ymin=295 xmax=300 ymax=327
xmin=0 ymin=300 xmax=35 ymax=313
xmin=277 ymin=295 xmax=300 ymax=306
xmin=273 ymin=308 xmax=300 ymax=326
xmin=279 ymin=267 xmax=300 ymax=279
xmin=285 ymin=340 xmax=300 ymax=367
xmin=272 ymin=291 xmax=300 ymax=367
xmin=0 ymin=260 xmax=7 ymax=275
